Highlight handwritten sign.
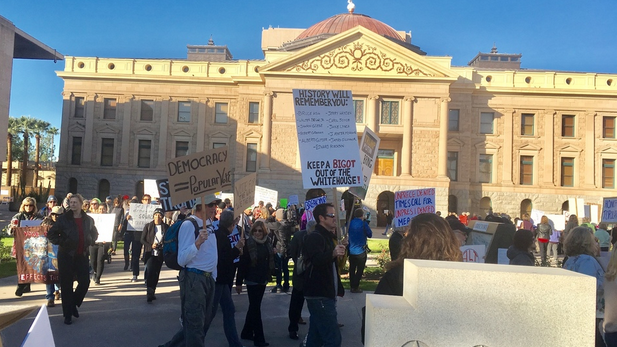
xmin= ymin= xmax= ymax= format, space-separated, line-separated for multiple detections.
xmin=349 ymin=127 xmax=380 ymax=200
xmin=90 ymin=213 xmax=116 ymax=242
xmin=156 ymin=178 xmax=198 ymax=212
xmin=254 ymin=186 xmax=278 ymax=207
xmin=288 ymin=195 xmax=299 ymax=206
xmin=292 ymin=89 xmax=363 ymax=189
xmin=460 ymin=245 xmax=486 ymax=263
xmin=602 ymin=197 xmax=617 ymax=223
xmin=393 ymin=188 xmax=436 ymax=228
xmin=127 ymin=203 xmax=159 ymax=231
xmin=234 ymin=173 xmax=257 ymax=219
xmin=166 ymin=147 xmax=231 ymax=205
xmin=304 ymin=195 xmax=328 ymax=223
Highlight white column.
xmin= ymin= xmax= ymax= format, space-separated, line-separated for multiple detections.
xmin=57 ymin=94 xmax=71 ymax=165
xmin=437 ymin=97 xmax=450 ymax=178
xmin=260 ymin=92 xmax=273 ymax=171
xmin=157 ymin=98 xmax=170 ymax=169
xmin=196 ymin=99 xmax=207 ymax=151
xmin=82 ymin=94 xmax=96 ymax=164
xmin=366 ymin=95 xmax=379 ymax=133
xmin=401 ymin=96 xmax=414 ymax=176
xmin=501 ymin=109 xmax=514 ymax=185
xmin=120 ymin=96 xmax=133 ymax=167
xmin=585 ymin=112 xmax=597 ymax=188
xmin=543 ymin=110 xmax=555 ymax=186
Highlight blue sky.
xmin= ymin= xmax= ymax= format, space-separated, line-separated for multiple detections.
xmin=4 ymin=0 xmax=617 ymax=153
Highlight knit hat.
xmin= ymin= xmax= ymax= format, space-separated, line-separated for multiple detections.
xmin=153 ymin=208 xmax=164 ymax=217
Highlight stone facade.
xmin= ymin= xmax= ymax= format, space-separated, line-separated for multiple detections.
xmin=55 ymin=17 xmax=617 ymax=225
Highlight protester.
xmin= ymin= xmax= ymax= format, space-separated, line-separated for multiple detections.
xmin=41 ymin=206 xmax=63 ymax=307
xmin=105 ymin=195 xmax=113 ymax=212
xmin=89 ymin=198 xmax=101 ymax=214
xmin=596 ymin=223 xmax=612 ymax=252
xmin=236 ymin=220 xmax=274 ymax=347
xmin=140 ymin=208 xmax=169 ymax=302
xmin=268 ymin=208 xmax=295 ymax=293
xmin=389 ymin=227 xmax=405 ymax=261
xmin=204 ymin=210 xmax=245 ymax=346
xmin=563 ymin=226 xmax=605 ymax=347
xmin=382 ymin=210 xmax=393 ymax=236
xmin=82 ymin=199 xmax=90 ymax=212
xmin=123 ymin=197 xmax=144 ymax=280
xmin=110 ymin=196 xmax=124 ymax=255
xmin=536 ymin=215 xmax=553 ymax=265
xmin=39 ymin=195 xmax=58 ymax=217
xmin=287 ymin=220 xmax=314 ymax=341
xmin=48 ymin=193 xmax=98 ymax=325
xmin=564 ymin=214 xmax=579 ymax=239
xmin=347 ymin=208 xmax=372 ymax=293
xmin=548 ymin=225 xmax=562 ymax=262
xmin=507 ymin=229 xmax=535 ymax=266
xmin=88 ymin=204 xmax=106 ymax=285
xmin=159 ymin=197 xmax=218 ymax=347
xmin=11 ymin=197 xmax=43 ymax=297
xmin=604 ymin=247 xmax=617 ymax=346
xmin=302 ymin=203 xmax=346 ymax=347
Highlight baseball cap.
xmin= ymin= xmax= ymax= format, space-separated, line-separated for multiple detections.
xmin=47 ymin=195 xmax=57 ymax=202
xmin=51 ymin=206 xmax=64 ymax=215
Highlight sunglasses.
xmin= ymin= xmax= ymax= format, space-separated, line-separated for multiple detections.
xmin=324 ymin=213 xmax=335 ymax=218
xmin=24 ymin=205 xmax=34 ymax=207
xmin=207 ymin=203 xmax=217 ymax=207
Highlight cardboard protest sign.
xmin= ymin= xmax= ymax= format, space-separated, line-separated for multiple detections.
xmin=304 ymin=195 xmax=328 ymax=223
xmin=288 ymin=195 xmax=300 ymax=206
xmin=393 ymin=188 xmax=435 ymax=228
xmin=602 ymin=197 xmax=617 ymax=223
xmin=166 ymin=147 xmax=231 ymax=205
xmin=460 ymin=245 xmax=486 ymax=263
xmin=127 ymin=203 xmax=159 ymax=231
xmin=90 ymin=213 xmax=116 ymax=242
xmin=144 ymin=179 xmax=160 ymax=198
xmin=254 ymin=186 xmax=278 ymax=207
xmin=14 ymin=226 xmax=59 ymax=284
xmin=234 ymin=173 xmax=257 ymax=219
xmin=22 ymin=305 xmax=55 ymax=347
xmin=292 ymin=89 xmax=363 ymax=189
xmin=156 ymin=179 xmax=198 ymax=212
xmin=349 ymin=127 xmax=380 ymax=200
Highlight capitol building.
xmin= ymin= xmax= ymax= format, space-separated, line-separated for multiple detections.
xmin=54 ymin=3 xmax=617 ymax=225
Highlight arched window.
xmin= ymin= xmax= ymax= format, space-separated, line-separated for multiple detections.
xmin=376 ymin=191 xmax=395 ymax=227
xmin=68 ymin=178 xmax=78 ymax=194
xmin=448 ymin=195 xmax=458 ymax=214
xmin=305 ymin=189 xmax=326 ymax=201
xmin=98 ymin=179 xmax=110 ymax=201
xmin=561 ymin=200 xmax=569 ymax=213
xmin=135 ymin=180 xmax=144 ymax=199
xmin=520 ymin=199 xmax=533 ymax=217
xmin=479 ymin=197 xmax=492 ymax=217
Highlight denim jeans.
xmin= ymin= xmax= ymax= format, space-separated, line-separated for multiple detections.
xmin=204 ymin=283 xmax=243 ymax=347
xmin=161 ymin=269 xmax=215 ymax=347
xmin=305 ymin=297 xmax=341 ymax=347
xmin=348 ymin=252 xmax=367 ymax=290
xmin=89 ymin=243 xmax=106 ymax=282
xmin=274 ymin=253 xmax=290 ymax=289
xmin=45 ymin=283 xmax=59 ymax=300
xmin=605 ymin=331 xmax=617 ymax=347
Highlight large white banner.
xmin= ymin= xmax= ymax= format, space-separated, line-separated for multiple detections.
xmin=349 ymin=127 xmax=380 ymax=200
xmin=91 ymin=213 xmax=116 ymax=242
xmin=292 ymin=89 xmax=363 ymax=189
xmin=144 ymin=179 xmax=160 ymax=199
xmin=127 ymin=203 xmax=159 ymax=231
xmin=254 ymin=186 xmax=278 ymax=208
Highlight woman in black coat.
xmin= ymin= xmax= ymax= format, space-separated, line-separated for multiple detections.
xmin=140 ymin=208 xmax=169 ymax=302
xmin=48 ymin=193 xmax=98 ymax=325
xmin=236 ymin=220 xmax=274 ymax=347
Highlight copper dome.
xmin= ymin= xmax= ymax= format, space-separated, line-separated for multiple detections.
xmin=296 ymin=13 xmax=402 ymax=41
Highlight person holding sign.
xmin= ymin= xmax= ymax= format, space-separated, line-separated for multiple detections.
xmin=11 ymin=197 xmax=43 ymax=297
xmin=89 ymin=204 xmax=107 ymax=285
xmin=48 ymin=194 xmax=99 ymax=325
xmin=141 ymin=208 xmax=170 ymax=302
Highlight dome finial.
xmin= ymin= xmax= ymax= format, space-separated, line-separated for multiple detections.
xmin=208 ymin=35 xmax=214 ymax=45
xmin=491 ymin=43 xmax=498 ymax=53
xmin=347 ymin=0 xmax=355 ymax=13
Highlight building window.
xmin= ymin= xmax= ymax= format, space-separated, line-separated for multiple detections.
xmin=175 ymin=141 xmax=189 ymax=158
xmin=354 ymin=100 xmax=365 ymax=123
xmin=215 ymin=102 xmax=228 ymax=124
xmin=178 ymin=101 xmax=191 ymax=122
xmin=138 ymin=140 xmax=152 ymax=168
xmin=248 ymin=102 xmax=259 ymax=123
xmin=480 ymin=112 xmax=494 ymax=134
xmin=447 ymin=151 xmax=458 ymax=181
xmin=561 ymin=157 xmax=574 ymax=187
xmin=246 ymin=143 xmax=257 ymax=172
xmin=521 ymin=113 xmax=534 ymax=136
xmin=213 ymin=142 xmax=226 ymax=149
xmin=603 ymin=159 xmax=615 ymax=189
xmin=74 ymin=97 xmax=85 ymax=118
xmin=103 ymin=98 xmax=117 ymax=120
xmin=562 ymin=115 xmax=575 ymax=137
xmin=520 ymin=156 xmax=534 ymax=185
xmin=98 ymin=179 xmax=110 ymax=201
xmin=71 ymin=137 xmax=82 ymax=165
xmin=604 ymin=117 xmax=616 ymax=139
xmin=375 ymin=149 xmax=395 ymax=176
xmin=448 ymin=109 xmax=460 ymax=131
xmin=380 ymin=101 xmax=399 ymax=125
xmin=100 ymin=138 xmax=114 ymax=166
xmin=479 ymin=154 xmax=493 ymax=183
xmin=141 ymin=100 xmax=154 ymax=121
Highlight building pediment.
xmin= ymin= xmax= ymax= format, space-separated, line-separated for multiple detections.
xmin=475 ymin=141 xmax=501 ymax=150
xmin=600 ymin=146 xmax=617 ymax=154
xmin=242 ymin=130 xmax=262 ymax=139
xmin=559 ymin=144 xmax=582 ymax=153
xmin=133 ymin=128 xmax=155 ymax=136
xmin=68 ymin=122 xmax=85 ymax=133
xmin=260 ymin=26 xmax=455 ymax=81
xmin=447 ymin=138 xmax=465 ymax=147
xmin=518 ymin=143 xmax=542 ymax=151
xmin=171 ymin=129 xmax=192 ymax=137
xmin=96 ymin=125 xmax=119 ymax=134
xmin=210 ymin=131 xmax=232 ymax=140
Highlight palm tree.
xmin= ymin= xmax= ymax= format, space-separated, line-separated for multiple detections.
xmin=11 ymin=116 xmax=37 ymax=189
xmin=32 ymin=119 xmax=51 ymax=187
xmin=5 ymin=118 xmax=19 ymax=187
xmin=46 ymin=126 xmax=59 ymax=162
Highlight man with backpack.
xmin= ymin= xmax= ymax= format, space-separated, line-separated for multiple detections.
xmin=159 ymin=197 xmax=219 ymax=347
xmin=268 ymin=209 xmax=295 ymax=293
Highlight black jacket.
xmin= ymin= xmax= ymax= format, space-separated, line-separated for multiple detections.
xmin=267 ymin=220 xmax=295 ymax=258
xmin=141 ymin=221 xmax=170 ymax=253
xmin=302 ymin=224 xmax=344 ymax=299
xmin=236 ymin=237 xmax=273 ymax=286
xmin=48 ymin=211 xmax=98 ymax=256
xmin=288 ymin=229 xmax=308 ymax=290
xmin=507 ymin=245 xmax=535 ymax=266
xmin=215 ymin=227 xmax=241 ymax=285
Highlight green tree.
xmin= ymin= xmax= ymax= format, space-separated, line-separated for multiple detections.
xmin=32 ymin=119 xmax=51 ymax=187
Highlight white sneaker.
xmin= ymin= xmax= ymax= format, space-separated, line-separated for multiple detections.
xmin=131 ymin=276 xmax=137 ymax=282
